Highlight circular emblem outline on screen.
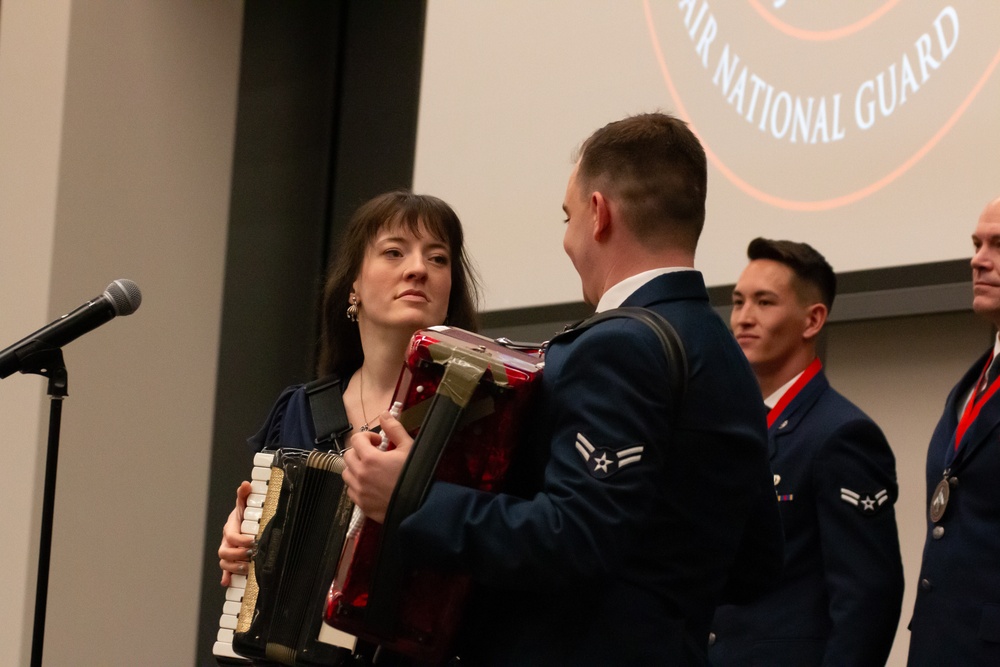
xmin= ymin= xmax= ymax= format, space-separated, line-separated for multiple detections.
xmin=643 ymin=1 xmax=1000 ymax=212
xmin=746 ymin=0 xmax=901 ymax=42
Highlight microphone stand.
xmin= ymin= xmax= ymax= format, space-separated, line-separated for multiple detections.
xmin=16 ymin=344 xmax=68 ymax=667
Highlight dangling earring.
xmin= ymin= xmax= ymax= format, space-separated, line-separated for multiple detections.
xmin=346 ymin=294 xmax=360 ymax=322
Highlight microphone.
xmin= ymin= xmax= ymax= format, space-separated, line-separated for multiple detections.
xmin=0 ymin=279 xmax=142 ymax=379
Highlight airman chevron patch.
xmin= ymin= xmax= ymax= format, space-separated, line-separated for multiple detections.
xmin=575 ymin=432 xmax=644 ymax=479
xmin=840 ymin=487 xmax=889 ymax=515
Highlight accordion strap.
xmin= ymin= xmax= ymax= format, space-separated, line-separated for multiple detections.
xmin=571 ymin=306 xmax=688 ymax=413
xmin=365 ymin=381 xmax=475 ymax=636
xmin=304 ymin=375 xmax=351 ymax=450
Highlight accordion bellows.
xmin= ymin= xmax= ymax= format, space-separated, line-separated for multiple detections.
xmin=233 ymin=449 xmax=353 ymax=666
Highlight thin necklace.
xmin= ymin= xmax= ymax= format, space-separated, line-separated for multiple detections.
xmin=358 ymin=366 xmax=372 ymax=432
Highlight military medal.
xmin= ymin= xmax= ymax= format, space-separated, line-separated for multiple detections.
xmin=929 ymin=475 xmax=950 ymax=523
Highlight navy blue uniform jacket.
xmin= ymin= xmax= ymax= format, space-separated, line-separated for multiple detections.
xmin=710 ymin=368 xmax=903 ymax=666
xmin=908 ymin=349 xmax=1000 ymax=665
xmin=397 ymin=271 xmax=782 ymax=666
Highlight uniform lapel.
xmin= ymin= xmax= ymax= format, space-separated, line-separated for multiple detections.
xmin=768 ymin=370 xmax=828 ymax=461
xmin=940 ymin=350 xmax=990 ymax=460
xmin=955 ymin=375 xmax=1000 ymax=468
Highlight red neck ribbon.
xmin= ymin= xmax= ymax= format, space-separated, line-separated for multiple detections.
xmin=767 ymin=357 xmax=823 ymax=429
xmin=955 ymin=353 xmax=1000 ymax=449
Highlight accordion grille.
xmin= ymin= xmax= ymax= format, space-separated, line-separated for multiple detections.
xmin=236 ymin=466 xmax=284 ymax=634
xmin=265 ymin=642 xmax=296 ymax=665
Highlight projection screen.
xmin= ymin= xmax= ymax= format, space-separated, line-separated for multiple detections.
xmin=413 ymin=1 xmax=1000 ymax=312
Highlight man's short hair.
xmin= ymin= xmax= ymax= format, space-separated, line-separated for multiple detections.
xmin=747 ymin=237 xmax=836 ymax=310
xmin=577 ymin=112 xmax=706 ymax=252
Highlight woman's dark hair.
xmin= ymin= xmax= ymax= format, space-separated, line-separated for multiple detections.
xmin=316 ymin=191 xmax=480 ymax=378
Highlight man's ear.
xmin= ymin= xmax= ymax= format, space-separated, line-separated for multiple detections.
xmin=802 ymin=303 xmax=828 ymax=341
xmin=592 ymin=190 xmax=612 ymax=241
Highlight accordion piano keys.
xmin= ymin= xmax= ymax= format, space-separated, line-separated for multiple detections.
xmin=240 ymin=462 xmax=272 ymax=534
xmin=214 ymin=573 xmax=246 ymax=659
xmin=212 ymin=451 xmax=275 ymax=663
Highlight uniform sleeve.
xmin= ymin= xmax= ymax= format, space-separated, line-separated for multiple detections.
xmin=813 ymin=418 xmax=904 ymax=666
xmin=398 ymin=321 xmax=677 ymax=588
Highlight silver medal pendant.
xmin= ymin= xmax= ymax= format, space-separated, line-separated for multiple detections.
xmin=929 ymin=477 xmax=950 ymax=523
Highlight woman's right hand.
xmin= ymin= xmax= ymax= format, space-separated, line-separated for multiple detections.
xmin=218 ymin=481 xmax=254 ymax=587
xmin=343 ymin=410 xmax=414 ymax=524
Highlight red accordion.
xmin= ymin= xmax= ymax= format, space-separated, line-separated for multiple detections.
xmin=324 ymin=325 xmax=544 ymax=663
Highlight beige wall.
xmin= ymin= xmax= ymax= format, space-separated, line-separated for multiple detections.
xmin=0 ymin=1 xmax=243 ymax=665
xmin=0 ymin=0 xmax=73 ymax=661
xmin=825 ymin=310 xmax=992 ymax=667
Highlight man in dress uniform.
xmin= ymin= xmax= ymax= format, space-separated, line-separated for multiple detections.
xmin=344 ymin=112 xmax=782 ymax=665
xmin=710 ymin=238 xmax=904 ymax=666
xmin=908 ymin=196 xmax=1000 ymax=665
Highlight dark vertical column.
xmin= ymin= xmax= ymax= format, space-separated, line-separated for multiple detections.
xmin=196 ymin=2 xmax=427 ymax=663
xmin=195 ymin=4 xmax=343 ymax=663
xmin=324 ymin=1 xmax=428 ymax=249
